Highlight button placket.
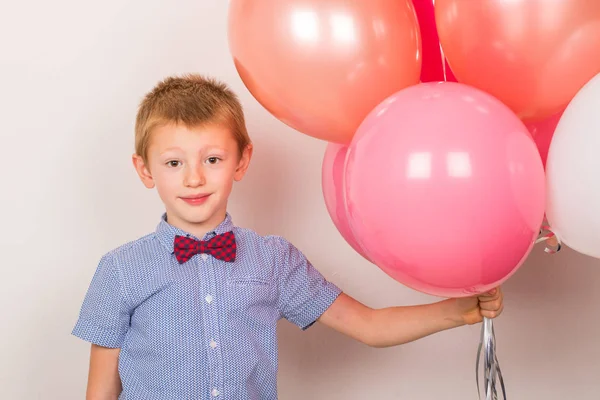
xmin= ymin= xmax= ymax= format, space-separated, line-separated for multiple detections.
xmin=199 ymin=254 xmax=224 ymax=399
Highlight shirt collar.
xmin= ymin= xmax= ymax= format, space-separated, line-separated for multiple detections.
xmin=155 ymin=212 xmax=235 ymax=253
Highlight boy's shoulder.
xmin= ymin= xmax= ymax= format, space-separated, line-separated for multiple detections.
xmin=232 ymin=226 xmax=309 ymax=269
xmin=100 ymin=231 xmax=161 ymax=264
xmin=232 ymin=226 xmax=297 ymax=252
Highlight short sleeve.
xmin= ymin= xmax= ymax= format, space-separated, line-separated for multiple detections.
xmin=72 ymin=254 xmax=131 ymax=348
xmin=273 ymin=237 xmax=342 ymax=330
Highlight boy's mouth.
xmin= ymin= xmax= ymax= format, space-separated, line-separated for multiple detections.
xmin=180 ymin=193 xmax=211 ymax=205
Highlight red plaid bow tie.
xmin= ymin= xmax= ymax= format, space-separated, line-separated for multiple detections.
xmin=173 ymin=231 xmax=237 ymax=263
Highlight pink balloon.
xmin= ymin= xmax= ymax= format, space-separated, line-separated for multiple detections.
xmin=322 ymin=143 xmax=371 ymax=261
xmin=344 ymin=82 xmax=545 ymax=298
xmin=412 ymin=0 xmax=456 ymax=82
xmin=524 ymin=111 xmax=564 ymax=168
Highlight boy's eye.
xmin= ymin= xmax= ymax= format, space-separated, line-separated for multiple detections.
xmin=206 ymin=157 xmax=220 ymax=164
xmin=166 ymin=160 xmax=181 ymax=167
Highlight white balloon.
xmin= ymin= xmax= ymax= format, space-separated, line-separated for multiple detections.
xmin=546 ymin=72 xmax=600 ymax=259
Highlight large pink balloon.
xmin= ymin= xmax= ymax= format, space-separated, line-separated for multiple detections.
xmin=344 ymin=82 xmax=545 ymax=298
xmin=412 ymin=0 xmax=456 ymax=82
xmin=228 ymin=0 xmax=422 ymax=144
xmin=322 ymin=143 xmax=370 ymax=261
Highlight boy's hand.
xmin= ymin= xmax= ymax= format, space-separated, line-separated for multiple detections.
xmin=453 ymin=287 xmax=504 ymax=325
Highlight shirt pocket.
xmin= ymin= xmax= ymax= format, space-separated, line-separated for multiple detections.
xmin=227 ymin=277 xmax=270 ymax=287
xmin=226 ymin=277 xmax=272 ymax=304
xmin=225 ymin=277 xmax=277 ymax=322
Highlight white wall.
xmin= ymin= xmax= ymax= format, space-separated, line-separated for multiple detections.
xmin=1 ymin=1 xmax=599 ymax=399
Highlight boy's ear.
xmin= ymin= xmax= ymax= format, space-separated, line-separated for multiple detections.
xmin=132 ymin=154 xmax=155 ymax=189
xmin=234 ymin=144 xmax=253 ymax=182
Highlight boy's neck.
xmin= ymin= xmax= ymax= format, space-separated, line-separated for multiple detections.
xmin=165 ymin=211 xmax=228 ymax=239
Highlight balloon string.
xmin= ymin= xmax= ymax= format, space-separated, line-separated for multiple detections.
xmin=476 ymin=318 xmax=506 ymax=400
xmin=536 ymin=225 xmax=562 ymax=254
xmin=432 ymin=0 xmax=450 ymax=82
xmin=428 ymin=0 xmax=453 ymax=83
xmin=439 ymin=38 xmax=448 ymax=82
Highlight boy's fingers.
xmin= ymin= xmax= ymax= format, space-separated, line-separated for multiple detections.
xmin=480 ymin=297 xmax=503 ymax=312
xmin=477 ymin=287 xmax=502 ymax=301
xmin=481 ymin=304 xmax=504 ymax=319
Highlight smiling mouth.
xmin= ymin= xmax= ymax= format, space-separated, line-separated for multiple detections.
xmin=180 ymin=194 xmax=211 ymax=205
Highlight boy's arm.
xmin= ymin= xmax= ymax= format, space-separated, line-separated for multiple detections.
xmin=86 ymin=344 xmax=122 ymax=400
xmin=318 ymin=289 xmax=503 ymax=348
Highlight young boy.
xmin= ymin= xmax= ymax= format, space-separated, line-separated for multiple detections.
xmin=72 ymin=74 xmax=503 ymax=400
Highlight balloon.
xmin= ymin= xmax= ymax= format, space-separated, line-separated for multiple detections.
xmin=321 ymin=143 xmax=370 ymax=261
xmin=228 ymin=0 xmax=422 ymax=144
xmin=344 ymin=82 xmax=545 ymax=298
xmin=412 ymin=0 xmax=456 ymax=82
xmin=436 ymin=0 xmax=600 ymax=121
xmin=524 ymin=111 xmax=564 ymax=168
xmin=546 ymin=73 xmax=600 ymax=259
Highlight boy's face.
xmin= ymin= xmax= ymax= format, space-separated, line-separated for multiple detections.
xmin=132 ymin=122 xmax=252 ymax=236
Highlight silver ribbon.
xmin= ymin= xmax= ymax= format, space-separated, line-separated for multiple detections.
xmin=476 ymin=317 xmax=506 ymax=400
xmin=474 ymin=223 xmax=560 ymax=399
xmin=536 ymin=224 xmax=562 ymax=254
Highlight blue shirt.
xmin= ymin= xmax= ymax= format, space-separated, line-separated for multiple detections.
xmin=72 ymin=214 xmax=341 ymax=399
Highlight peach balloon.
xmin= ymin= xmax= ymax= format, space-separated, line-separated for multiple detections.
xmin=228 ymin=0 xmax=421 ymax=144
xmin=436 ymin=0 xmax=600 ymax=121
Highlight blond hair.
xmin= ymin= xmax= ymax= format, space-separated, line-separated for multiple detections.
xmin=135 ymin=74 xmax=251 ymax=161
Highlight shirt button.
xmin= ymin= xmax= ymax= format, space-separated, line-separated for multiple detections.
xmin=201 ymin=253 xmax=209 ymax=260
xmin=211 ymin=388 xmax=220 ymax=397
xmin=205 ymin=294 xmax=213 ymax=304
xmin=209 ymin=340 xmax=217 ymax=349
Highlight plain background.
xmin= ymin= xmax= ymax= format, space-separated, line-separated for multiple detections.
xmin=1 ymin=1 xmax=599 ymax=399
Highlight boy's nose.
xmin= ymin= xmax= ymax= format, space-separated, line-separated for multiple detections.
xmin=184 ymin=166 xmax=206 ymax=187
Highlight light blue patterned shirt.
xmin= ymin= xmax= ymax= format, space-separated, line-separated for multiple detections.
xmin=72 ymin=213 xmax=342 ymax=399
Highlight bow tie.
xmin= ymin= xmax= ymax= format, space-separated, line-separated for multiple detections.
xmin=173 ymin=231 xmax=237 ymax=264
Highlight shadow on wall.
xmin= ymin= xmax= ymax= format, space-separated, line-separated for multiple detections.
xmin=506 ymin=243 xmax=600 ymax=310
xmin=501 ymin=244 xmax=600 ymax=371
xmin=229 ymin=139 xmax=290 ymax=233
xmin=228 ymin=117 xmax=326 ymax=236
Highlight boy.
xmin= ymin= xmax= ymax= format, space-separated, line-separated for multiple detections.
xmin=72 ymin=74 xmax=503 ymax=400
